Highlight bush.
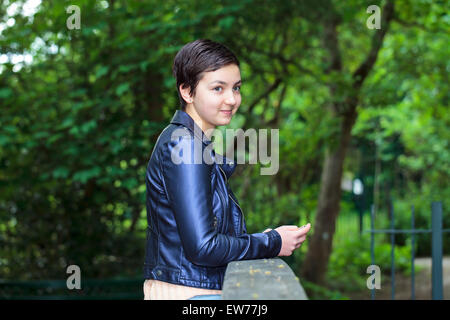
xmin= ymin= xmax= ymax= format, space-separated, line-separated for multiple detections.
xmin=301 ymin=279 xmax=351 ymax=300
xmin=326 ymin=232 xmax=416 ymax=293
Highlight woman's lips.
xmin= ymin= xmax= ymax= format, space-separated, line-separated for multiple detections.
xmin=220 ymin=110 xmax=232 ymax=116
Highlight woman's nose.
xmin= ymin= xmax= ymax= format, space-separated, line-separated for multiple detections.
xmin=225 ymin=90 xmax=236 ymax=105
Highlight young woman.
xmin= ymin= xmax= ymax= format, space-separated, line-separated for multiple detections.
xmin=143 ymin=39 xmax=311 ymax=300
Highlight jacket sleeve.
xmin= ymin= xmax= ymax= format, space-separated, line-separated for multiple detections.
xmin=160 ymin=133 xmax=282 ymax=267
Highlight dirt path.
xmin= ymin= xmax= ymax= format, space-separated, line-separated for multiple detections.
xmin=345 ymin=257 xmax=450 ymax=300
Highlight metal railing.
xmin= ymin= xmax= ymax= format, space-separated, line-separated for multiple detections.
xmin=365 ymin=201 xmax=448 ymax=300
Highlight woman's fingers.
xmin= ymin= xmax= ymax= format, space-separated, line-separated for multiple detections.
xmin=294 ymin=235 xmax=307 ymax=248
xmin=297 ymin=223 xmax=311 ymax=235
xmin=275 ymin=224 xmax=312 ymax=255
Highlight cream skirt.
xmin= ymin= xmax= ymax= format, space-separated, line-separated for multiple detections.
xmin=143 ymin=279 xmax=222 ymax=300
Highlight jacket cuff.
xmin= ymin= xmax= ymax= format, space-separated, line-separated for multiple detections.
xmin=266 ymin=229 xmax=282 ymax=257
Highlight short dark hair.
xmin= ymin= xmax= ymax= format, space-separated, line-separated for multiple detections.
xmin=172 ymin=39 xmax=240 ymax=111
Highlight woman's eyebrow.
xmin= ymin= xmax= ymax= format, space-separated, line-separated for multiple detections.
xmin=209 ymin=80 xmax=242 ymax=85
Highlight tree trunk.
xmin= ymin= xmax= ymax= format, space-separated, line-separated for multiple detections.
xmin=300 ymin=108 xmax=357 ymax=284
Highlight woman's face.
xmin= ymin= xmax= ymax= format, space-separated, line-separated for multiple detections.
xmin=182 ymin=64 xmax=242 ymax=136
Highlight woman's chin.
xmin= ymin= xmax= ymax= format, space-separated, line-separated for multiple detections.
xmin=222 ymin=120 xmax=232 ymax=126
xmin=216 ymin=118 xmax=232 ymax=126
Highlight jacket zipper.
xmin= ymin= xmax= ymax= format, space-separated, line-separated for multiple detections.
xmin=218 ymin=165 xmax=228 ymax=184
xmin=217 ymin=189 xmax=227 ymax=234
xmin=228 ymin=193 xmax=245 ymax=235
xmin=215 ymin=166 xmax=228 ymax=234
xmin=218 ymin=165 xmax=245 ymax=235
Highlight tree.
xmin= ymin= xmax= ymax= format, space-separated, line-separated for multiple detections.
xmin=300 ymin=0 xmax=395 ymax=284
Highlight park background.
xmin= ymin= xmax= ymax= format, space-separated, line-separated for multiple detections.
xmin=0 ymin=0 xmax=448 ymax=299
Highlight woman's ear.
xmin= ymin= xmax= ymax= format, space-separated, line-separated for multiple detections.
xmin=179 ymin=84 xmax=193 ymax=104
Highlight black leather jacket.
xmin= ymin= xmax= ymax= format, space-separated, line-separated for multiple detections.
xmin=143 ymin=110 xmax=282 ymax=289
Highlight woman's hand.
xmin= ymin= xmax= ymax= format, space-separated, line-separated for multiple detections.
xmin=273 ymin=224 xmax=311 ymax=256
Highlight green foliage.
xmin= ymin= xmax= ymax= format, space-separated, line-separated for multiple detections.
xmin=301 ymin=279 xmax=351 ymax=300
xmin=0 ymin=0 xmax=448 ymax=292
xmin=327 ymin=233 xmax=413 ymax=292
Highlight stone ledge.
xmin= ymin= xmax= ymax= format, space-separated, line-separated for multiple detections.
xmin=221 ymin=258 xmax=308 ymax=300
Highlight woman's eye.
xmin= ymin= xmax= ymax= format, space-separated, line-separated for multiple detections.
xmin=213 ymin=86 xmax=240 ymax=93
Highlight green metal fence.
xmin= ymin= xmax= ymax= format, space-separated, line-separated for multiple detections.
xmin=365 ymin=201 xmax=448 ymax=300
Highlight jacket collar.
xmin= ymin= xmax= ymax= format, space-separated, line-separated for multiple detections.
xmin=170 ymin=109 xmax=212 ymax=146
xmin=169 ymin=109 xmax=237 ymax=179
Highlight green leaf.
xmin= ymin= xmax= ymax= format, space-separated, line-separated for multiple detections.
xmin=73 ymin=167 xmax=102 ymax=184
xmin=115 ymin=82 xmax=130 ymax=96
xmin=53 ymin=167 xmax=70 ymax=179
xmin=118 ymin=64 xmax=135 ymax=73
xmin=95 ymin=65 xmax=109 ymax=78
xmin=122 ymin=178 xmax=138 ymax=190
xmin=218 ymin=16 xmax=235 ymax=29
xmin=0 ymin=134 xmax=9 ymax=146
xmin=0 ymin=88 xmax=13 ymax=99
xmin=79 ymin=120 xmax=97 ymax=134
